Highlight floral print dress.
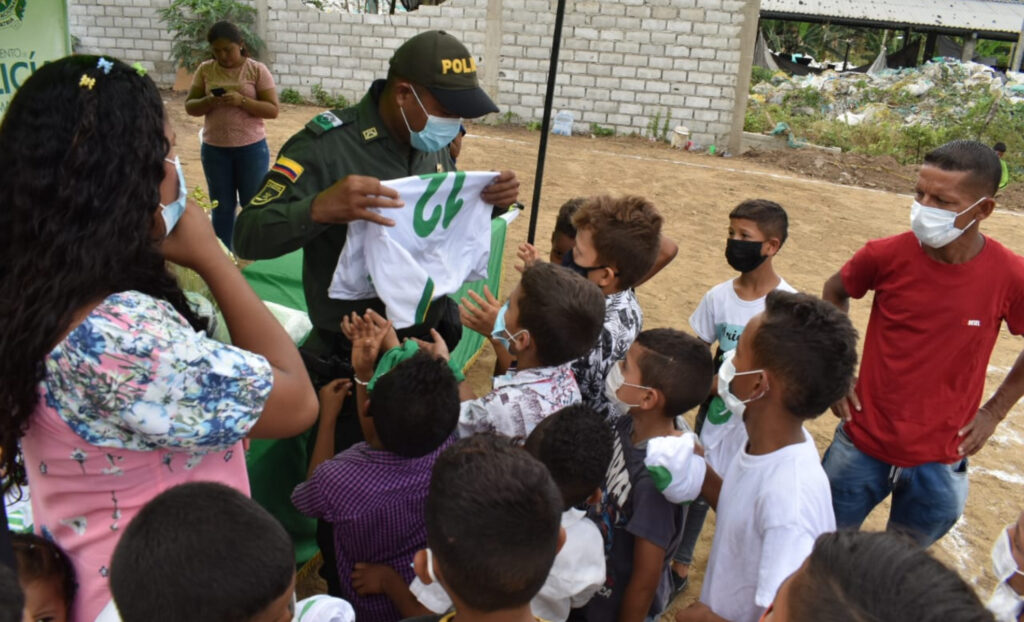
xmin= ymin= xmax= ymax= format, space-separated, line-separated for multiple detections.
xmin=20 ymin=291 xmax=273 ymax=622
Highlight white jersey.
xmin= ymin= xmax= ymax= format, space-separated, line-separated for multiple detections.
xmin=328 ymin=171 xmax=498 ymax=328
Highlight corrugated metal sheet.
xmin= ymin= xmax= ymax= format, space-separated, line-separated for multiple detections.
xmin=760 ymin=0 xmax=1024 ymax=35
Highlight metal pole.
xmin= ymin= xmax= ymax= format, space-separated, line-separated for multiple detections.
xmin=527 ymin=0 xmax=568 ymax=245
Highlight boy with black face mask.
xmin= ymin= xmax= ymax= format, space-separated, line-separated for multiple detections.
xmin=669 ymin=199 xmax=794 ymax=596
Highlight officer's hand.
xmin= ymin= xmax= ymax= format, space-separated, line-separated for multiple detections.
xmin=481 ymin=170 xmax=520 ymax=209
xmin=311 ymin=175 xmax=405 ymax=226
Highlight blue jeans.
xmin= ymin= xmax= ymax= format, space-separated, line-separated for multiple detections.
xmin=821 ymin=423 xmax=968 ymax=546
xmin=200 ymin=139 xmax=270 ymax=250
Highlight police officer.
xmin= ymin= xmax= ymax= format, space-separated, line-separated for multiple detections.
xmin=235 ymin=30 xmax=519 ymax=373
xmin=234 ymin=30 xmax=519 ymax=595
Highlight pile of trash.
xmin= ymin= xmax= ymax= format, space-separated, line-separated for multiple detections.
xmin=749 ymin=58 xmax=1024 ymax=129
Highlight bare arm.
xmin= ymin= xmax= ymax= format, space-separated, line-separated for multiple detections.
xmin=699 ymin=460 xmax=723 ymax=512
xmin=306 ymin=379 xmax=351 ymax=478
xmin=163 ymin=201 xmax=318 ymax=439
xmin=959 ymin=346 xmax=1024 ymax=456
xmin=240 ymin=87 xmax=279 ymax=120
xmin=184 ymin=80 xmax=219 ymax=117
xmin=636 ymin=234 xmax=679 ymax=286
xmin=822 ymin=271 xmax=851 ymax=313
xmin=351 ymin=564 xmax=432 ymax=617
xmin=618 ymin=537 xmax=665 ymax=622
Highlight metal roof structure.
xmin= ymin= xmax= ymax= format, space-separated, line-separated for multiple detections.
xmin=760 ymin=0 xmax=1024 ymax=40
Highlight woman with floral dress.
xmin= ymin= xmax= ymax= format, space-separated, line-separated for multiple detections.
xmin=0 ymin=55 xmax=318 ymax=621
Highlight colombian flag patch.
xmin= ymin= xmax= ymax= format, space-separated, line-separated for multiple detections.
xmin=271 ymin=156 xmax=304 ymax=183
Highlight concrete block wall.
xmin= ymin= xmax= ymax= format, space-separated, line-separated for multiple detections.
xmin=70 ymin=0 xmax=178 ymax=87
xmin=69 ymin=0 xmax=755 ymax=146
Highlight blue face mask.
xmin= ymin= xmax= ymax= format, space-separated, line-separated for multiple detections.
xmin=161 ymin=156 xmax=187 ymax=236
xmin=490 ymin=301 xmax=527 ymax=351
xmin=400 ymin=86 xmax=464 ymax=153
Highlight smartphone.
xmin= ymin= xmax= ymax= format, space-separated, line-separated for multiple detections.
xmin=211 ymin=87 xmax=226 ymax=96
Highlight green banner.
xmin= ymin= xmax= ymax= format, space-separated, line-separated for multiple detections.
xmin=0 ymin=0 xmax=71 ymax=117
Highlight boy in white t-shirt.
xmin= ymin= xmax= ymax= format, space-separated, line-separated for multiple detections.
xmin=672 ymin=199 xmax=795 ymax=594
xmin=673 ymin=291 xmax=858 ymax=622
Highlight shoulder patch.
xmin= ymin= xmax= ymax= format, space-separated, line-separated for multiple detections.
xmin=306 ymin=111 xmax=347 ymax=135
xmin=271 ymin=155 xmax=305 ymax=183
xmin=251 ymin=179 xmax=286 ymax=206
xmin=362 ymin=127 xmax=379 ymax=142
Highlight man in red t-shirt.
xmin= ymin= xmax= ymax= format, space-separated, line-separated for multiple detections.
xmin=821 ymin=140 xmax=1024 ymax=546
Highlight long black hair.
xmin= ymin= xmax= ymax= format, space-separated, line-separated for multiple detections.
xmin=0 ymin=55 xmax=204 ymax=492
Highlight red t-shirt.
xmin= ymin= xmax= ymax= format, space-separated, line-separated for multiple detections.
xmin=841 ymin=231 xmax=1024 ymax=466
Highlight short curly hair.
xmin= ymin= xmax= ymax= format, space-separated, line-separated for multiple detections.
xmin=751 ymin=291 xmax=858 ymax=418
xmin=524 ymin=404 xmax=612 ymax=509
xmin=572 ymin=195 xmax=663 ymax=289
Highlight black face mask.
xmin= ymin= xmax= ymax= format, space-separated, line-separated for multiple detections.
xmin=725 ymin=239 xmax=767 ymax=273
xmin=563 ymin=250 xmax=610 ymax=279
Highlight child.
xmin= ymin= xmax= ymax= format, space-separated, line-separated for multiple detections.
xmin=583 ymin=328 xmax=714 ymax=621
xmin=0 ymin=563 xmax=22 ymax=622
xmin=390 ymin=404 xmax=611 ymax=619
xmin=674 ymin=291 xmax=858 ymax=622
xmin=10 ymin=532 xmax=75 ymax=622
xmin=403 ymin=433 xmax=564 ymax=622
xmin=566 ymin=195 xmax=665 ymax=420
xmin=986 ymin=510 xmax=1024 ymax=622
xmin=550 ymin=197 xmax=587 ymax=263
xmin=293 ymin=346 xmax=460 ymax=621
xmin=673 ymin=198 xmax=794 ymax=593
xmin=763 ymin=531 xmax=994 ymax=622
xmin=106 ymin=481 xmax=354 ymax=622
xmin=457 ymin=262 xmax=605 ymax=438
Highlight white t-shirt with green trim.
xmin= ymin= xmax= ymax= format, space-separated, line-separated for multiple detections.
xmin=328 ymin=171 xmax=497 ymax=328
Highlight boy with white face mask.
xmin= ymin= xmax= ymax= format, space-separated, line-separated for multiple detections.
xmin=675 ymin=291 xmax=858 ymax=622
xmin=987 ymin=511 xmax=1024 ymax=622
xmin=583 ymin=328 xmax=713 ymax=622
xmin=456 ymin=262 xmax=605 ymax=438
xmin=821 ymin=139 xmax=1024 ymax=547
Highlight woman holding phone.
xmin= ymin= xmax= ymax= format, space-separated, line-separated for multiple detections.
xmin=186 ymin=20 xmax=279 ymax=249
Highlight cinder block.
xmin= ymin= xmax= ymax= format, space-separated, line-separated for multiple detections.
xmin=611 ymin=65 xmax=636 ymax=78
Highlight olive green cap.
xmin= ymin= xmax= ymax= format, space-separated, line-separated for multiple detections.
xmin=389 ymin=30 xmax=499 ymax=118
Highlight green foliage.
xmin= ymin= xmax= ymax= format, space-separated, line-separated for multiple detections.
xmin=279 ymin=88 xmax=304 ymax=104
xmin=782 ymin=87 xmax=824 ymax=109
xmin=646 ymin=108 xmax=671 ymax=141
xmin=750 ymin=66 xmax=774 ymax=86
xmin=526 ymin=120 xmax=542 ymax=131
xmin=159 ymin=0 xmax=265 ymax=72
xmin=311 ymin=84 xmax=349 ymax=109
xmin=590 ymin=123 xmax=615 ymax=137
xmin=497 ymin=111 xmax=523 ymax=126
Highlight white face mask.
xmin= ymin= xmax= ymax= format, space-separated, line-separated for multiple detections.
xmin=987 ymin=527 xmax=1024 ymax=621
xmin=160 ymin=156 xmax=188 ymax=236
xmin=717 ymin=349 xmax=765 ymax=419
xmin=910 ymin=196 xmax=985 ymax=249
xmin=604 ymin=361 xmax=651 ymax=415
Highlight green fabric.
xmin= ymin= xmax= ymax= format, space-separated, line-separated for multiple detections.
xmin=368 ymin=340 xmax=466 ymax=391
xmin=240 ymin=211 xmax=513 ymax=566
xmin=1000 ymin=159 xmax=1009 ymax=190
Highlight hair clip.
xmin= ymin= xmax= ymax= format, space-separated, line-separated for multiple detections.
xmin=132 ymin=62 xmax=147 ymax=77
xmin=79 ymin=75 xmax=96 ymax=90
xmin=96 ymin=58 xmax=114 ymax=74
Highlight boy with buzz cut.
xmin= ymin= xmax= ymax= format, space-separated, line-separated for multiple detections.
xmin=672 ymin=198 xmax=795 ymax=594
xmin=673 ymin=291 xmax=858 ymax=622
xmin=106 ymin=482 xmax=355 ymax=622
xmin=457 ymin=262 xmax=605 ymax=438
xmin=293 ymin=349 xmax=460 ymax=622
xmin=584 ymin=328 xmax=714 ymax=622
xmin=402 ymin=434 xmax=565 ymax=622
xmin=567 ymin=195 xmax=666 ymax=420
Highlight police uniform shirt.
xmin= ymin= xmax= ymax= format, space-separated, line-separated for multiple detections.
xmin=233 ymin=80 xmax=456 ymax=338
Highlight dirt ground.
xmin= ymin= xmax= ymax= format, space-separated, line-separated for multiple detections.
xmin=165 ymin=93 xmax=1024 ymax=617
